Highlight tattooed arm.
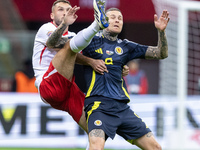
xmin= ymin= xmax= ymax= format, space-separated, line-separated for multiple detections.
xmin=145 ymin=10 xmax=170 ymax=59
xmin=46 ymin=6 xmax=80 ymax=50
xmin=145 ymin=30 xmax=168 ymax=59
xmin=46 ymin=23 xmax=69 ymax=50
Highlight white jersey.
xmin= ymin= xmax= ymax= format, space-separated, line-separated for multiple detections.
xmin=32 ymin=22 xmax=76 ymax=89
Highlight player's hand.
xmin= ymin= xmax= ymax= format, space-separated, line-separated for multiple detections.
xmin=122 ymin=65 xmax=129 ymax=77
xmin=154 ymin=10 xmax=170 ymax=31
xmin=91 ymin=59 xmax=108 ymax=75
xmin=63 ymin=6 xmax=80 ymax=26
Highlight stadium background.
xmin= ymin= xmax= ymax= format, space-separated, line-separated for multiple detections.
xmin=0 ymin=0 xmax=159 ymax=94
xmin=0 ymin=0 xmax=200 ymax=150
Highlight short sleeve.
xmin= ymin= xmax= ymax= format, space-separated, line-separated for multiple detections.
xmin=35 ymin=23 xmax=56 ymax=46
xmin=124 ymin=39 xmax=148 ymax=60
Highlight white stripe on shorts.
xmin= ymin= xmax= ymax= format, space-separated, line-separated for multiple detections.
xmin=44 ymin=68 xmax=57 ymax=79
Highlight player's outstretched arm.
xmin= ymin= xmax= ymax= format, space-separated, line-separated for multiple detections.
xmin=76 ymin=53 xmax=108 ymax=75
xmin=145 ymin=10 xmax=169 ymax=59
xmin=46 ymin=23 xmax=68 ymax=50
xmin=62 ymin=6 xmax=80 ymax=26
xmin=46 ymin=6 xmax=80 ymax=50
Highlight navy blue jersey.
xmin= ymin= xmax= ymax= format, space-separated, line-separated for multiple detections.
xmin=82 ymin=34 xmax=148 ymax=101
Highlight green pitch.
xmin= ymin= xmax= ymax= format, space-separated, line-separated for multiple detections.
xmin=0 ymin=149 xmax=84 ymax=150
xmin=0 ymin=149 xmax=85 ymax=150
xmin=0 ymin=148 xmax=135 ymax=150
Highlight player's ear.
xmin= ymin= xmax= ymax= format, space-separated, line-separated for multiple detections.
xmin=50 ymin=13 xmax=54 ymax=20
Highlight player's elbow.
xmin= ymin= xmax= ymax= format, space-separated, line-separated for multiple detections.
xmin=161 ymin=53 xmax=168 ymax=59
xmin=160 ymin=49 xmax=168 ymax=59
xmin=46 ymin=42 xmax=54 ymax=49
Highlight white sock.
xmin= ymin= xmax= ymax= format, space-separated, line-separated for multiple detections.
xmin=70 ymin=21 xmax=100 ymax=53
xmin=85 ymin=142 xmax=89 ymax=150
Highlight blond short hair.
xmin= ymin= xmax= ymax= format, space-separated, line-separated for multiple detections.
xmin=52 ymin=0 xmax=71 ymax=12
xmin=106 ymin=8 xmax=121 ymax=14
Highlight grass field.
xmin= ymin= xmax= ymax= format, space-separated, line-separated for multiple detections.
xmin=0 ymin=149 xmax=85 ymax=150
xmin=0 ymin=148 xmax=135 ymax=150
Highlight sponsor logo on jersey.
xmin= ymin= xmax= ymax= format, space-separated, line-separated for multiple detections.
xmin=47 ymin=31 xmax=53 ymax=37
xmin=106 ymin=50 xmax=114 ymax=55
xmin=94 ymin=120 xmax=102 ymax=126
xmin=115 ymin=47 xmax=123 ymax=55
xmin=95 ymin=48 xmax=103 ymax=54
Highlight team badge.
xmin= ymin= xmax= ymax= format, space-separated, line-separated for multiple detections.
xmin=94 ymin=120 xmax=102 ymax=126
xmin=106 ymin=50 xmax=114 ymax=55
xmin=115 ymin=47 xmax=123 ymax=55
xmin=47 ymin=31 xmax=53 ymax=37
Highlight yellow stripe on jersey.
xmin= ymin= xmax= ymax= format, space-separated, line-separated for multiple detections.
xmin=86 ymin=101 xmax=101 ymax=124
xmin=95 ymin=48 xmax=103 ymax=54
xmin=121 ymin=78 xmax=130 ymax=100
xmin=86 ymin=70 xmax=96 ymax=98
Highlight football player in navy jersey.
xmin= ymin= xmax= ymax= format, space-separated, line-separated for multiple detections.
xmin=80 ymin=8 xmax=169 ymax=150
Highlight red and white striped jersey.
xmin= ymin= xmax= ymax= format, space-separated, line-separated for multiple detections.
xmin=32 ymin=22 xmax=76 ymax=89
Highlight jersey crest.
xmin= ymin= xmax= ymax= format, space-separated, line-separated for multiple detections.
xmin=94 ymin=120 xmax=102 ymax=126
xmin=47 ymin=31 xmax=53 ymax=37
xmin=115 ymin=46 xmax=123 ymax=55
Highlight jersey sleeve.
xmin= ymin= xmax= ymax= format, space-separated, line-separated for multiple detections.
xmin=35 ymin=23 xmax=55 ymax=46
xmin=124 ymin=39 xmax=148 ymax=61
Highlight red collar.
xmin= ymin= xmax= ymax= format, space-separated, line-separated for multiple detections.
xmin=51 ymin=21 xmax=68 ymax=35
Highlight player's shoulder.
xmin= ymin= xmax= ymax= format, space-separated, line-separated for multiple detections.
xmin=39 ymin=22 xmax=56 ymax=31
xmin=123 ymin=39 xmax=137 ymax=45
xmin=94 ymin=31 xmax=104 ymax=39
xmin=120 ymin=39 xmax=140 ymax=49
xmin=36 ymin=22 xmax=57 ymax=38
xmin=67 ymin=31 xmax=76 ymax=37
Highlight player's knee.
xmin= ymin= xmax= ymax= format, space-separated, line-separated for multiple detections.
xmin=149 ymin=139 xmax=162 ymax=150
xmin=89 ymin=140 xmax=104 ymax=150
xmin=89 ymin=145 xmax=103 ymax=150
xmin=64 ymin=41 xmax=71 ymax=51
xmin=154 ymin=143 xmax=162 ymax=150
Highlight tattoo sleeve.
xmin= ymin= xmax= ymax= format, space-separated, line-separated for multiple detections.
xmin=146 ymin=132 xmax=154 ymax=138
xmin=46 ymin=23 xmax=69 ymax=49
xmin=145 ymin=30 xmax=168 ymax=59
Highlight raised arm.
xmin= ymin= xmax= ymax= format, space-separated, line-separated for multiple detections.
xmin=46 ymin=25 xmax=69 ymax=50
xmin=145 ymin=10 xmax=170 ymax=59
xmin=46 ymin=6 xmax=80 ymax=50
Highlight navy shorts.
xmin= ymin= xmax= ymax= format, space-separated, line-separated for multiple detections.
xmin=84 ymin=96 xmax=151 ymax=141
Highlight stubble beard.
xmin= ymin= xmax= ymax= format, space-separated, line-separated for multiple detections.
xmin=54 ymin=18 xmax=63 ymax=26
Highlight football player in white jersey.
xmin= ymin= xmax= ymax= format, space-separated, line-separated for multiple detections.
xmin=32 ymin=0 xmax=109 ymax=132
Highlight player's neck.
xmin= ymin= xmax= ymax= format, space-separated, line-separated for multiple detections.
xmin=103 ymin=30 xmax=118 ymax=41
